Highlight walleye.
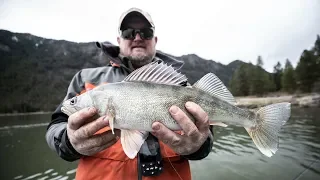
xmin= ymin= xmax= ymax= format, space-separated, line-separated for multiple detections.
xmin=61 ymin=61 xmax=291 ymax=159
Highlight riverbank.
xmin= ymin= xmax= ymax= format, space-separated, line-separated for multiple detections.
xmin=235 ymin=93 xmax=320 ymax=109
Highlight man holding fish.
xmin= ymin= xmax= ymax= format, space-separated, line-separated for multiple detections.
xmin=46 ymin=7 xmax=214 ymax=180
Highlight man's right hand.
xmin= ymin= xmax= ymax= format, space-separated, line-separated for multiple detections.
xmin=66 ymin=107 xmax=120 ymax=156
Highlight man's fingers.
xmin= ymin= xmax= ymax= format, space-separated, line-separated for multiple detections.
xmin=74 ymin=115 xmax=110 ymax=139
xmin=169 ymin=105 xmax=199 ymax=137
xmin=185 ymin=102 xmax=210 ymax=132
xmin=75 ymin=129 xmax=120 ymax=155
xmin=87 ymin=129 xmax=120 ymax=148
xmin=93 ymin=138 xmax=119 ymax=153
xmin=152 ymin=122 xmax=181 ymax=146
xmin=68 ymin=107 xmax=98 ymax=130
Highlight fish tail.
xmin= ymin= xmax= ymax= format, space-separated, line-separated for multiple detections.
xmin=245 ymin=102 xmax=291 ymax=157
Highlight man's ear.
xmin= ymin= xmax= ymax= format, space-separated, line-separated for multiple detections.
xmin=154 ymin=36 xmax=158 ymax=44
xmin=117 ymin=37 xmax=120 ymax=44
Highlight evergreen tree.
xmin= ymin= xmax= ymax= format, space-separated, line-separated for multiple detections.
xmin=273 ymin=61 xmax=283 ymax=91
xmin=267 ymin=73 xmax=276 ymax=92
xmin=295 ymin=50 xmax=318 ymax=92
xmin=281 ymin=59 xmax=296 ymax=93
xmin=312 ymin=34 xmax=320 ymax=56
xmin=312 ymin=35 xmax=320 ymax=92
xmin=256 ymin=55 xmax=264 ymax=68
xmin=229 ymin=64 xmax=250 ymax=96
xmin=249 ymin=56 xmax=273 ymax=96
xmin=250 ymin=66 xmax=271 ymax=96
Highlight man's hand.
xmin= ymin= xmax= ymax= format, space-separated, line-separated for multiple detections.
xmin=66 ymin=107 xmax=120 ymax=156
xmin=151 ymin=101 xmax=211 ymax=156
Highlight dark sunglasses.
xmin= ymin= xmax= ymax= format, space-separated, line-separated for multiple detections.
xmin=121 ymin=28 xmax=154 ymax=40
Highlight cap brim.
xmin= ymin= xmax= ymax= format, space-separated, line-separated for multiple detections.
xmin=118 ymin=8 xmax=155 ymax=32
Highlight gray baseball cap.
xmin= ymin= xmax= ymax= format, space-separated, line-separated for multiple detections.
xmin=118 ymin=7 xmax=155 ymax=33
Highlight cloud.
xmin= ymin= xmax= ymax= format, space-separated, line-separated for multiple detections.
xmin=0 ymin=0 xmax=319 ymax=72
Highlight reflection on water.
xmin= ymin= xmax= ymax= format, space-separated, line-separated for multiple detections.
xmin=280 ymin=108 xmax=320 ymax=177
xmin=0 ymin=113 xmax=78 ymax=180
xmin=12 ymin=168 xmax=76 ymax=180
xmin=0 ymin=108 xmax=319 ymax=180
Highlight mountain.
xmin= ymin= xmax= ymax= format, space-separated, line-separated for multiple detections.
xmin=178 ymin=55 xmax=250 ymax=85
xmin=0 ymin=29 xmax=249 ymax=113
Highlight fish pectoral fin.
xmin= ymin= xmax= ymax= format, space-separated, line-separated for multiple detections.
xmin=192 ymin=73 xmax=236 ymax=105
xmin=210 ymin=122 xmax=228 ymax=127
xmin=106 ymin=111 xmax=115 ymax=134
xmin=106 ymin=97 xmax=116 ymax=134
xmin=121 ymin=130 xmax=149 ymax=159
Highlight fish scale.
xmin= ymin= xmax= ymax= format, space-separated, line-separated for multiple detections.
xmin=99 ymin=82 xmax=198 ymax=131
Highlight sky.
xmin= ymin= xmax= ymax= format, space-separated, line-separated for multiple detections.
xmin=0 ymin=0 xmax=319 ymax=72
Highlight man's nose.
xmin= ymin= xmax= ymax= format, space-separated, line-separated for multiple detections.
xmin=133 ymin=33 xmax=142 ymax=41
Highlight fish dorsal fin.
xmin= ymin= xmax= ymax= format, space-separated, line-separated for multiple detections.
xmin=123 ymin=61 xmax=188 ymax=85
xmin=193 ymin=73 xmax=236 ymax=105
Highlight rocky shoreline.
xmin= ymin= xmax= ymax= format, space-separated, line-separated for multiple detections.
xmin=235 ymin=93 xmax=320 ymax=109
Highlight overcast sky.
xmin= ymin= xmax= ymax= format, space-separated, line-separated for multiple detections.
xmin=0 ymin=0 xmax=319 ymax=72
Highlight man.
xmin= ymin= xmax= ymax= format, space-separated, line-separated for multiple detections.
xmin=46 ymin=7 xmax=213 ymax=180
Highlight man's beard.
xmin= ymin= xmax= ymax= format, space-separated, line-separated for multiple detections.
xmin=127 ymin=52 xmax=155 ymax=68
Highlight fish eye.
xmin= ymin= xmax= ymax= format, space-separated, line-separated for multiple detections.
xmin=70 ymin=97 xmax=77 ymax=105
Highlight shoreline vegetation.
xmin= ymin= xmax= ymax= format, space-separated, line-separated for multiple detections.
xmin=0 ymin=93 xmax=319 ymax=117
xmin=235 ymin=93 xmax=320 ymax=109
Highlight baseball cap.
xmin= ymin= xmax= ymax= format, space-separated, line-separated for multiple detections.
xmin=118 ymin=7 xmax=155 ymax=34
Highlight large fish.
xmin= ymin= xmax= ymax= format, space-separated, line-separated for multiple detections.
xmin=61 ymin=61 xmax=291 ymax=159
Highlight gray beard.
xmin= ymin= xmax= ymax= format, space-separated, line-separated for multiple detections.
xmin=127 ymin=54 xmax=155 ymax=68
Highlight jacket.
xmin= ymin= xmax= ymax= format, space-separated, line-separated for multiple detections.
xmin=45 ymin=41 xmax=214 ymax=179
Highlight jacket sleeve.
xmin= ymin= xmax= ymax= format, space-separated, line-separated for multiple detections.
xmin=182 ymin=125 xmax=214 ymax=160
xmin=45 ymin=70 xmax=84 ymax=162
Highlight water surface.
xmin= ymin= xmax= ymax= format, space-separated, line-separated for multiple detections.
xmin=0 ymin=107 xmax=319 ymax=180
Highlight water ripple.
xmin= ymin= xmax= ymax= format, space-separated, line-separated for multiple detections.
xmin=0 ymin=123 xmax=49 ymax=131
xmin=12 ymin=168 xmax=76 ymax=180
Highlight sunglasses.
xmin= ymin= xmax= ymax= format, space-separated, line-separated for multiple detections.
xmin=120 ymin=28 xmax=154 ymax=40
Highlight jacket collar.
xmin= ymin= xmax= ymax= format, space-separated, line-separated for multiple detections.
xmin=96 ymin=41 xmax=185 ymax=72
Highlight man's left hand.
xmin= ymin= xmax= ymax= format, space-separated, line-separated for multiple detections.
xmin=151 ymin=101 xmax=211 ymax=155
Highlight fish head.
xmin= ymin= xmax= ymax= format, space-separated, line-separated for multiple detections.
xmin=61 ymin=92 xmax=95 ymax=116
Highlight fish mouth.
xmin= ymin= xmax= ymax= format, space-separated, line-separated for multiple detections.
xmin=61 ymin=106 xmax=73 ymax=116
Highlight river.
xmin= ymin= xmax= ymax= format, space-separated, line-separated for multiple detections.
xmin=0 ymin=107 xmax=319 ymax=180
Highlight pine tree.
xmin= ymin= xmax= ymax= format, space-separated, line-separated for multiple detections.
xmin=313 ymin=34 xmax=320 ymax=56
xmin=281 ymin=59 xmax=296 ymax=93
xmin=312 ymin=35 xmax=320 ymax=92
xmin=273 ymin=61 xmax=283 ymax=91
xmin=256 ymin=55 xmax=264 ymax=68
xmin=229 ymin=64 xmax=250 ymax=96
xmin=267 ymin=73 xmax=276 ymax=92
xmin=295 ymin=50 xmax=318 ymax=92
xmin=249 ymin=56 xmax=271 ymax=96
